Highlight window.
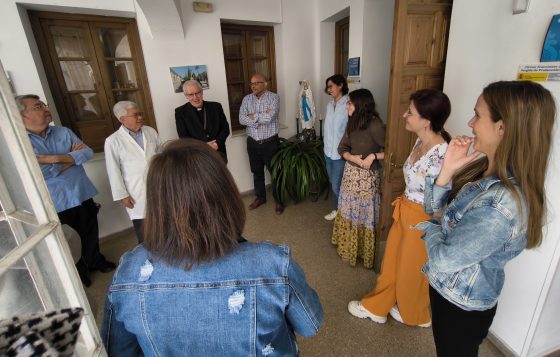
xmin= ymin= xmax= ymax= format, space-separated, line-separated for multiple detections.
xmin=0 ymin=74 xmax=102 ymax=354
xmin=29 ymin=11 xmax=156 ymax=152
xmin=335 ymin=16 xmax=350 ymax=77
xmin=221 ymin=23 xmax=277 ymax=131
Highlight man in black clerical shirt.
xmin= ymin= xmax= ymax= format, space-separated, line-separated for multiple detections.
xmin=175 ymin=80 xmax=230 ymax=162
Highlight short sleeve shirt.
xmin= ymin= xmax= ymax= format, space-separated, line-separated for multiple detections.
xmin=403 ymin=139 xmax=448 ymax=205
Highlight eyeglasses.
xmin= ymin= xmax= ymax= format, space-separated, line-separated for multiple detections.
xmin=124 ymin=112 xmax=144 ymax=118
xmin=28 ymin=103 xmax=49 ymax=111
xmin=185 ymin=91 xmax=203 ymax=98
xmin=250 ymin=81 xmax=265 ymax=87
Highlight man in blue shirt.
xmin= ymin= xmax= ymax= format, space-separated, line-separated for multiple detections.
xmin=239 ymin=73 xmax=284 ymax=215
xmin=16 ymin=94 xmax=115 ymax=287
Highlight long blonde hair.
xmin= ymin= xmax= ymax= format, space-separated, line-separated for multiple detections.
xmin=450 ymin=81 xmax=555 ymax=248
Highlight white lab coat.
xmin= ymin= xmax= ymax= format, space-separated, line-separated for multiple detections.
xmin=104 ymin=125 xmax=162 ymax=220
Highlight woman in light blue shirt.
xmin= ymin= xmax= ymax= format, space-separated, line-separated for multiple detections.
xmin=419 ymin=81 xmax=555 ymax=356
xmin=323 ymin=74 xmax=349 ymax=221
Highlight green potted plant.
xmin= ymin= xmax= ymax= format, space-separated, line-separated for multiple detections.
xmin=271 ymin=136 xmax=328 ymax=204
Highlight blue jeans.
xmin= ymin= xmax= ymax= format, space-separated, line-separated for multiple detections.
xmin=324 ymin=156 xmax=345 ymax=209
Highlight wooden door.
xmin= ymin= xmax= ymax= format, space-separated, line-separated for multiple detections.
xmin=377 ymin=0 xmax=452 ymax=269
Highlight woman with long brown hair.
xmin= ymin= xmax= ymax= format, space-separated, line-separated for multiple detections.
xmin=101 ymin=139 xmax=323 ymax=356
xmin=420 ymin=81 xmax=555 ymax=356
xmin=332 ymin=88 xmax=386 ymax=268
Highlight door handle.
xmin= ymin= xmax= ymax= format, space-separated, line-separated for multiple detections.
xmin=386 ymin=152 xmax=404 ymax=182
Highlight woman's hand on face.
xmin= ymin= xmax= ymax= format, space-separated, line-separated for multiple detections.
xmin=436 ymin=136 xmax=480 ymax=186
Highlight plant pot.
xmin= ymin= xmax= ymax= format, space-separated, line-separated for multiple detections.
xmin=271 ymin=137 xmax=328 ymax=204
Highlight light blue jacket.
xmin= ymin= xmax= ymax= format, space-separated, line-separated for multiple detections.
xmin=101 ymin=241 xmax=323 ymax=356
xmin=323 ymin=95 xmax=348 ymax=160
xmin=417 ymin=175 xmax=527 ymax=311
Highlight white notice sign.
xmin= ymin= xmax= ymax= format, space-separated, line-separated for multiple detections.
xmin=518 ymin=63 xmax=560 ymax=81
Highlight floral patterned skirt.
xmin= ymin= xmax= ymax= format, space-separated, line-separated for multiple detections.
xmin=332 ymin=162 xmax=381 ymax=268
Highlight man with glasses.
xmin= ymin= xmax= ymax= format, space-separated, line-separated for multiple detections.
xmin=104 ymin=101 xmax=162 ymax=243
xmin=175 ymin=80 xmax=230 ymax=162
xmin=239 ymin=73 xmax=284 ymax=215
xmin=16 ymin=94 xmax=116 ymax=287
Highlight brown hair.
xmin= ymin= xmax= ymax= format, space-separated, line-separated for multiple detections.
xmin=324 ymin=74 xmax=349 ymax=95
xmin=347 ymin=88 xmax=381 ymax=132
xmin=410 ymin=89 xmax=452 ymax=143
xmin=450 ymin=81 xmax=555 ymax=248
xmin=143 ymin=139 xmax=246 ymax=269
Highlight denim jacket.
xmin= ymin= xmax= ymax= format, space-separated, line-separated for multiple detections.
xmin=416 ymin=175 xmax=527 ymax=311
xmin=101 ymin=241 xmax=323 ymax=356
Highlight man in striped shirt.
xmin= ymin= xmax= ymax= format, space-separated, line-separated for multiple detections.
xmin=239 ymin=73 xmax=284 ymax=215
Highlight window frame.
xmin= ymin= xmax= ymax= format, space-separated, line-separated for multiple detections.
xmin=28 ymin=11 xmax=156 ymax=152
xmin=221 ymin=23 xmax=277 ymax=132
xmin=0 ymin=65 xmax=104 ymax=356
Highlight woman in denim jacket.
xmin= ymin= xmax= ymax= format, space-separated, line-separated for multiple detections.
xmin=101 ymin=139 xmax=323 ymax=356
xmin=418 ymin=81 xmax=556 ymax=356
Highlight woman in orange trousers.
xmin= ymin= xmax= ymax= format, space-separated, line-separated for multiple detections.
xmin=348 ymin=89 xmax=451 ymax=327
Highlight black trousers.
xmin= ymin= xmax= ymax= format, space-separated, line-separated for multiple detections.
xmin=430 ymin=286 xmax=497 ymax=357
xmin=58 ymin=198 xmax=105 ymax=268
xmin=247 ymin=136 xmax=280 ymax=202
xmin=132 ymin=219 xmax=144 ymax=243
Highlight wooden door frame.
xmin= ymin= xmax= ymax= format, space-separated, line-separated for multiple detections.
xmin=335 ymin=16 xmax=350 ymax=75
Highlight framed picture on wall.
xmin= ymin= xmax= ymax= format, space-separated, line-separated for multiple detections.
xmin=541 ymin=14 xmax=560 ymax=62
xmin=169 ymin=65 xmax=209 ymax=93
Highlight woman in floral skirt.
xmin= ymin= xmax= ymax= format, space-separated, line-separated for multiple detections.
xmin=332 ymin=88 xmax=385 ymax=268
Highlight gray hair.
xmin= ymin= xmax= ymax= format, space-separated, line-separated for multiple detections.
xmin=15 ymin=94 xmax=40 ymax=112
xmin=182 ymin=80 xmax=202 ymax=92
xmin=113 ymin=101 xmax=138 ymax=121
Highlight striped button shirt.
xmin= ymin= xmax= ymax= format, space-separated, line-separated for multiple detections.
xmin=239 ymin=91 xmax=280 ymax=141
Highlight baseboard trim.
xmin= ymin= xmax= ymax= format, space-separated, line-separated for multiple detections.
xmin=487 ymin=332 xmax=518 ymax=357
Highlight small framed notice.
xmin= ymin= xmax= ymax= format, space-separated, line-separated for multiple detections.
xmin=348 ymin=57 xmax=360 ymax=76
xmin=517 ymin=63 xmax=560 ymax=81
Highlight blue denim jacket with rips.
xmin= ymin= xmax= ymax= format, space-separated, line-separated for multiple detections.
xmin=101 ymin=241 xmax=323 ymax=356
xmin=415 ymin=175 xmax=527 ymax=311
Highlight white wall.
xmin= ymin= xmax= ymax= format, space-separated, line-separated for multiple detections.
xmin=444 ymin=1 xmax=560 ymax=355
xmin=316 ymin=0 xmax=393 ymax=123
xmin=0 ymin=0 xmax=319 ymax=236
xmin=360 ymin=0 xmax=394 ymax=123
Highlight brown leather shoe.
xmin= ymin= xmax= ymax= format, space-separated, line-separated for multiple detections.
xmin=275 ymin=203 xmax=284 ymax=215
xmin=249 ymin=198 xmax=266 ymax=210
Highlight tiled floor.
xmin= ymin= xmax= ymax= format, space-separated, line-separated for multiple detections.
xmin=88 ymin=192 xmax=504 ymax=356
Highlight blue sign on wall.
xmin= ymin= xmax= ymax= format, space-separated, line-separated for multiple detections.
xmin=541 ymin=14 xmax=560 ymax=62
xmin=348 ymin=57 xmax=360 ymax=76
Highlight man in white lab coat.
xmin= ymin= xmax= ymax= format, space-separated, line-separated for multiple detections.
xmin=104 ymin=101 xmax=162 ymax=242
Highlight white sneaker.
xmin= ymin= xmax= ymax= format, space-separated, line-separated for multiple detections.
xmin=324 ymin=210 xmax=337 ymax=221
xmin=389 ymin=305 xmax=431 ymax=328
xmin=348 ymin=301 xmax=387 ymax=323
xmin=389 ymin=305 xmax=404 ymax=323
